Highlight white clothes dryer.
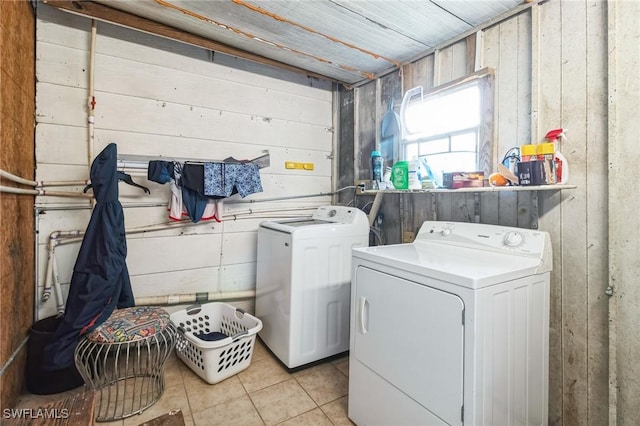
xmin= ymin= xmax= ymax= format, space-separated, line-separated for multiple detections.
xmin=256 ymin=206 xmax=369 ymax=369
xmin=349 ymin=221 xmax=552 ymax=426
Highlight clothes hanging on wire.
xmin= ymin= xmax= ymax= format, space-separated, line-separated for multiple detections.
xmin=168 ymin=185 xmax=222 ymax=223
xmin=148 ymin=159 xmax=262 ymax=223
xmin=182 ymin=163 xmax=214 ymax=196
xmin=180 ymin=187 xmax=223 ymax=223
xmin=147 ymin=161 xmax=174 ymax=184
xmin=180 ymin=163 xmax=224 ymax=223
xmin=168 ymin=178 xmax=186 ymax=221
xmin=203 ymin=163 xmax=263 ymax=198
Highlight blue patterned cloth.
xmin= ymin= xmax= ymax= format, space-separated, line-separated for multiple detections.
xmin=203 ymin=163 xmax=263 ymax=198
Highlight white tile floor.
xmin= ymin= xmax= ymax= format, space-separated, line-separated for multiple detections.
xmin=14 ymin=338 xmax=354 ymax=425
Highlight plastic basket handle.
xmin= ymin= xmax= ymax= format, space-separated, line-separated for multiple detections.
xmin=177 ymin=326 xmax=195 ymax=338
xmin=185 ymin=304 xmax=202 ymax=315
xmin=177 ymin=326 xmax=199 ymax=343
xmin=230 ymin=330 xmax=249 ymax=341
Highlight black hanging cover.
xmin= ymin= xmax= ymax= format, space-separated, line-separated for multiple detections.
xmin=43 ymin=143 xmax=134 ymax=370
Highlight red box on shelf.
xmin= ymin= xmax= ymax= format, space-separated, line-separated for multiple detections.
xmin=442 ymin=171 xmax=485 ymax=189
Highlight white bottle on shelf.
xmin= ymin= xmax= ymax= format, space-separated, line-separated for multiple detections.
xmin=408 ymin=159 xmax=421 ymax=189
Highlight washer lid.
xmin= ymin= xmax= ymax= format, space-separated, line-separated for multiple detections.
xmin=260 ymin=217 xmax=357 ymax=234
xmin=353 ymin=241 xmax=546 ymax=289
xmin=259 ymin=206 xmax=369 ymax=235
xmin=267 ymin=218 xmax=331 ymax=228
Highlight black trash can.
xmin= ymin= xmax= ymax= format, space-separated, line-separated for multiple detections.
xmin=26 ymin=316 xmax=84 ymax=395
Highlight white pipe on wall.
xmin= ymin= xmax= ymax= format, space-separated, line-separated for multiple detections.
xmin=51 ymin=230 xmax=84 ymax=239
xmin=40 ymin=190 xmax=93 ymax=198
xmin=1 ymin=169 xmax=90 ymax=189
xmin=41 ymin=235 xmax=82 ymax=307
xmin=0 ymin=185 xmax=93 ymax=198
xmin=42 ymin=246 xmax=55 ymax=303
xmin=0 ymin=169 xmax=37 ymax=186
xmin=51 ymin=255 xmax=64 ymax=315
xmin=39 ymin=206 xmax=315 ymax=312
xmin=42 ymin=231 xmax=85 ymax=304
xmin=0 ymin=186 xmax=38 ymax=195
xmin=135 ymin=290 xmax=255 ymax=307
xmin=37 ymin=180 xmax=90 ymax=187
xmin=1 ymin=167 xmax=92 ymax=188
xmin=87 ymin=19 xmax=97 ymax=170
xmin=33 ymin=181 xmax=349 ymax=313
xmin=230 ymin=186 xmax=356 ymax=204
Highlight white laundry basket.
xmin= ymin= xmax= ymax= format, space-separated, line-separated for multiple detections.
xmin=170 ymin=302 xmax=262 ymax=384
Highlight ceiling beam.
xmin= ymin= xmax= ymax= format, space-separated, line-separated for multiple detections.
xmin=42 ymin=0 xmax=342 ymax=85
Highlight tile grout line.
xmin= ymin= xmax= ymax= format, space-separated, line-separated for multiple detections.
xmin=238 ymin=367 xmax=268 ymax=426
xmin=179 ymin=368 xmax=198 ymax=426
xmin=290 ymin=363 xmax=346 ymax=425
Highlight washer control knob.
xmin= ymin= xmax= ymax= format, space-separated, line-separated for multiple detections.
xmin=503 ymin=231 xmax=524 ymax=247
xmin=441 ymin=228 xmax=452 ymax=236
xmin=328 ymin=209 xmax=337 ymax=217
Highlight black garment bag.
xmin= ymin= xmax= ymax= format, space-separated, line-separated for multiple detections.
xmin=43 ymin=143 xmax=135 ymax=370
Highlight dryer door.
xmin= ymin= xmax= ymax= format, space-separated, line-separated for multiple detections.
xmin=353 ymin=266 xmax=464 ymax=425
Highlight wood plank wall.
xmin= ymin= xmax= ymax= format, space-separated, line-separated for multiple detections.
xmin=608 ymin=1 xmax=640 ymax=424
xmin=6 ymin=0 xmax=637 ymax=422
xmin=34 ymin=4 xmax=334 ymax=319
xmin=338 ymin=1 xmax=619 ymax=424
xmin=0 ymin=0 xmax=36 ymax=409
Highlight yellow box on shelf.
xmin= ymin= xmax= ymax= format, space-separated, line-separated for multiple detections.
xmin=285 ymin=161 xmax=314 ymax=171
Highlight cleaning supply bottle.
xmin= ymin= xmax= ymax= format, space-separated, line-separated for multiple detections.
xmin=419 ymin=158 xmax=436 ymax=189
xmin=383 ymin=166 xmax=392 ymax=188
xmin=501 ymin=147 xmax=520 ymax=175
xmin=554 ymin=151 xmax=569 ymax=184
xmin=371 ymin=150 xmax=384 ymax=189
xmin=543 ymin=128 xmax=570 ymax=184
xmin=408 ymin=159 xmax=421 ymax=189
xmin=391 ymin=161 xmax=409 ymax=190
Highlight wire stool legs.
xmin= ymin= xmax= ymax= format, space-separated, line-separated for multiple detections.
xmin=75 ymin=322 xmax=176 ymax=422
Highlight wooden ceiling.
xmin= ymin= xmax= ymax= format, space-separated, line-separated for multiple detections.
xmin=43 ymin=0 xmax=534 ymax=86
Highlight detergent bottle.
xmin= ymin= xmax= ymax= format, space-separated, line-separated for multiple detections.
xmin=371 ymin=150 xmax=384 ymax=189
xmin=391 ymin=161 xmax=409 ymax=190
xmin=543 ymin=129 xmax=570 ymax=184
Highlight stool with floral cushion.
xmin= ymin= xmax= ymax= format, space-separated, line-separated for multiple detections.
xmin=74 ymin=306 xmax=177 ymax=422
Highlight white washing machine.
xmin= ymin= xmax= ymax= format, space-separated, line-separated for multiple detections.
xmin=256 ymin=206 xmax=369 ymax=369
xmin=349 ymin=221 xmax=552 ymax=426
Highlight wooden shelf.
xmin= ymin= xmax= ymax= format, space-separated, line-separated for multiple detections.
xmin=358 ymin=184 xmax=577 ymax=196
xmin=359 ymin=184 xmax=577 ymax=227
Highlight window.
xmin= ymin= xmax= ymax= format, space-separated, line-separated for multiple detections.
xmin=400 ymin=70 xmax=494 ymax=187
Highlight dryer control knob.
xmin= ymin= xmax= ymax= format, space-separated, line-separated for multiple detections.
xmin=503 ymin=231 xmax=524 ymax=247
xmin=441 ymin=228 xmax=452 ymax=236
